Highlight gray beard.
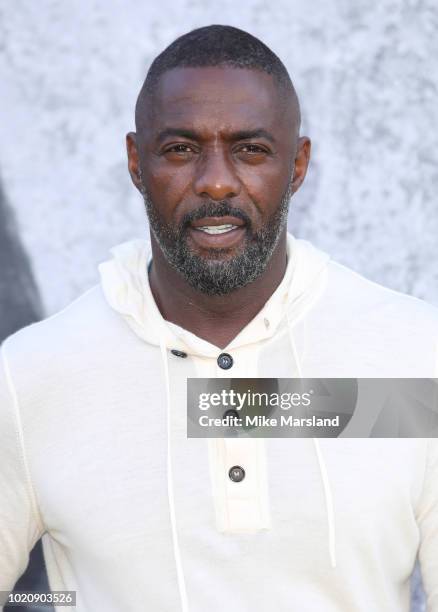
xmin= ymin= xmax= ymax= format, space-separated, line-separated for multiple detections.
xmin=140 ymin=181 xmax=293 ymax=296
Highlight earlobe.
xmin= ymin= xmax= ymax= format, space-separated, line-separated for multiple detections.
xmin=291 ymin=136 xmax=311 ymax=191
xmin=126 ymin=132 xmax=142 ymax=189
xmin=297 ymin=136 xmax=311 ymax=164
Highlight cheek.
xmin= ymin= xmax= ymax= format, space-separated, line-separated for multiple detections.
xmin=144 ymin=163 xmax=193 ymax=221
xmin=241 ymin=167 xmax=291 ymax=216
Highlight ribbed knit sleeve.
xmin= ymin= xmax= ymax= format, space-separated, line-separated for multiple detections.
xmin=418 ymin=437 xmax=438 ymax=611
xmin=0 ymin=342 xmax=45 ymax=596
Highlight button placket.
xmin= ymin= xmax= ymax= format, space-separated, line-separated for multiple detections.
xmin=208 ymin=346 xmax=272 ymax=534
xmin=222 ymin=437 xmax=271 ymax=532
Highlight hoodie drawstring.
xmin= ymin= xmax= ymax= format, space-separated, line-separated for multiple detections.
xmin=312 ymin=436 xmax=337 ymax=569
xmin=286 ymin=309 xmax=337 ymax=569
xmin=159 ymin=338 xmax=189 ymax=611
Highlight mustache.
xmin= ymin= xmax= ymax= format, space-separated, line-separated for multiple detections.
xmin=180 ymin=201 xmax=252 ymax=228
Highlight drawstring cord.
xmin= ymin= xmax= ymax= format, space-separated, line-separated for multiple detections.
xmin=286 ymin=309 xmax=337 ymax=569
xmin=312 ymin=436 xmax=337 ymax=569
xmin=159 ymin=338 xmax=190 ymax=611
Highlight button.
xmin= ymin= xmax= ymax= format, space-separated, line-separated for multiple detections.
xmin=171 ymin=349 xmax=187 ymax=358
xmin=229 ymin=465 xmax=245 ymax=482
xmin=264 ymin=317 xmax=270 ymax=329
xmin=217 ymin=353 xmax=233 ymax=370
xmin=223 ymin=408 xmax=239 ymax=420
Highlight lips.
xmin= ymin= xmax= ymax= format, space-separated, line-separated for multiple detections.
xmin=188 ymin=216 xmax=247 ymax=249
xmin=195 ymin=224 xmax=239 ymax=235
xmin=190 ymin=216 xmax=246 ymax=233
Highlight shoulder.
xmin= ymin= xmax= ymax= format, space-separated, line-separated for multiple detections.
xmin=326 ymin=258 xmax=438 ymax=330
xmin=3 ymin=285 xmax=118 ymax=355
xmin=1 ymin=284 xmax=141 ymax=389
xmin=306 ymin=257 xmax=438 ymax=376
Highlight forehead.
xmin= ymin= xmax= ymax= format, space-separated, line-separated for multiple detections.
xmin=143 ymin=66 xmax=293 ymax=136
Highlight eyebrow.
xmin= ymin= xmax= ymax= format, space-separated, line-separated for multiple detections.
xmin=155 ymin=127 xmax=276 ymax=144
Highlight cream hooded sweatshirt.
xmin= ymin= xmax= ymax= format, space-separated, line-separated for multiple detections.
xmin=0 ymin=232 xmax=438 ymax=612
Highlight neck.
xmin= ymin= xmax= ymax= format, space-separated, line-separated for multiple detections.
xmin=148 ymin=228 xmax=288 ymax=349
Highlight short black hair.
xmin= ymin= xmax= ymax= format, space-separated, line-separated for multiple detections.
xmin=135 ymin=24 xmax=300 ymax=130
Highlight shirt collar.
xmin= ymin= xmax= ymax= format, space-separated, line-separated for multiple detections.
xmin=145 ymin=233 xmax=298 ymax=356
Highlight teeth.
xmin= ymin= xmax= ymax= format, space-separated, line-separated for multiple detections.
xmin=197 ymin=224 xmax=237 ymax=234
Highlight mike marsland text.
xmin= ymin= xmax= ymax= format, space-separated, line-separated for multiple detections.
xmin=198 ymin=414 xmax=340 ymax=428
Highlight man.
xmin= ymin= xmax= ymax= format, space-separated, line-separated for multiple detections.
xmin=0 ymin=24 xmax=437 ymax=612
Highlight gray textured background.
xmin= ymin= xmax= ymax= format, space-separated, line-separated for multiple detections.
xmin=1 ymin=1 xmax=436 ymax=610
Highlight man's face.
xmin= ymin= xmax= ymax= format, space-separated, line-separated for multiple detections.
xmin=127 ymin=66 xmax=310 ymax=294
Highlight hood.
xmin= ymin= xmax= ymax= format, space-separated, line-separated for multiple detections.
xmin=98 ymin=231 xmax=331 ymax=355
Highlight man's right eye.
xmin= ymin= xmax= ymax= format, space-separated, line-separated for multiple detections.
xmin=164 ymin=144 xmax=195 ymax=155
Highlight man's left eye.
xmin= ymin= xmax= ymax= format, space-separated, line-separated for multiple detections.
xmin=167 ymin=144 xmax=193 ymax=153
xmin=238 ymin=144 xmax=267 ymax=154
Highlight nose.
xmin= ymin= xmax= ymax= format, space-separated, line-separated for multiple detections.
xmin=193 ymin=149 xmax=241 ymax=201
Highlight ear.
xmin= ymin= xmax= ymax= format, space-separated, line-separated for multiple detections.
xmin=126 ymin=132 xmax=143 ymax=191
xmin=290 ymin=137 xmax=311 ymax=194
